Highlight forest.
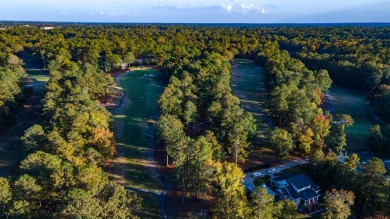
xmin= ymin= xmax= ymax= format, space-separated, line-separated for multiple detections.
xmin=0 ymin=24 xmax=389 ymax=218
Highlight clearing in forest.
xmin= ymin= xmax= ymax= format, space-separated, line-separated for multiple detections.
xmin=231 ymin=59 xmax=268 ymax=139
xmin=107 ymin=68 xmax=164 ymax=218
xmin=0 ymin=70 xmax=48 ymax=177
xmin=108 ymin=68 xmax=164 ymax=190
xmin=230 ymin=59 xmax=278 ymax=167
xmin=328 ymin=84 xmax=374 ymax=151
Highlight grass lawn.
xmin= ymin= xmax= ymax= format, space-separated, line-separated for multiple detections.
xmin=231 ymin=59 xmax=268 ymax=141
xmin=108 ymin=69 xmax=163 ymax=191
xmin=26 ymin=70 xmax=50 ymax=83
xmin=329 ymin=85 xmax=374 ymax=151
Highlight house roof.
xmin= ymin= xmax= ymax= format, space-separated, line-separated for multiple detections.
xmin=274 ymin=180 xmax=288 ymax=189
xmin=272 ymin=172 xmax=294 ymax=182
xmin=300 ymin=189 xmax=320 ymax=200
xmin=288 ymin=174 xmax=314 ymax=190
xmin=286 ymin=184 xmax=301 ymax=200
xmin=276 ymin=188 xmax=289 ymax=197
xmin=267 ymin=187 xmax=276 ymax=196
xmin=384 ymin=161 xmax=390 ymax=171
xmin=273 ymin=173 xmax=321 ymax=202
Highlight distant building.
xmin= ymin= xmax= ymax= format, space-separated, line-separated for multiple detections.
xmin=42 ymin=26 xmax=55 ymax=30
xmin=0 ymin=27 xmax=5 ymax=31
xmin=271 ymin=173 xmax=320 ymax=208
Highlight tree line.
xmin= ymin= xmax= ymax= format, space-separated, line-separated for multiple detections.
xmin=274 ymin=26 xmax=390 ymax=154
xmin=0 ymin=30 xmax=27 ymax=133
xmin=0 ymin=24 xmax=388 ymax=218
xmin=0 ymin=39 xmax=141 ymax=218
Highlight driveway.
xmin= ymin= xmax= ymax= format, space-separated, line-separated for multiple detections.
xmin=242 ymin=158 xmax=309 ymax=190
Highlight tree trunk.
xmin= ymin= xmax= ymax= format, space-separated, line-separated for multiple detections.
xmin=234 ymin=139 xmax=239 ymax=165
xmin=166 ymin=146 xmax=169 ymax=166
xmin=181 ymin=178 xmax=185 ymax=205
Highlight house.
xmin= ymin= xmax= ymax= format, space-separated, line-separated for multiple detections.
xmin=271 ymin=173 xmax=320 ymax=208
xmin=121 ymin=61 xmax=128 ymax=69
xmin=42 ymin=26 xmax=55 ymax=30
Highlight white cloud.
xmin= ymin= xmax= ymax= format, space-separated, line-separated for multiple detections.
xmin=88 ymin=9 xmax=129 ymax=17
xmin=153 ymin=2 xmax=266 ymax=16
xmin=220 ymin=3 xmax=267 ymax=14
xmin=239 ymin=4 xmax=263 ymax=13
xmin=221 ymin=4 xmax=233 ymax=12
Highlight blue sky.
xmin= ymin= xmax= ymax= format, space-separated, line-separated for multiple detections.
xmin=1 ymin=0 xmax=389 ymax=23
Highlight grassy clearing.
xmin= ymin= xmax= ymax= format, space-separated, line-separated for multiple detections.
xmin=231 ymin=59 xmax=268 ymax=141
xmin=0 ymin=72 xmax=46 ymax=177
xmin=26 ymin=70 xmax=50 ymax=83
xmin=108 ymin=68 xmax=163 ymax=191
xmin=329 ymin=85 xmax=374 ymax=151
xmin=231 ymin=59 xmax=278 ymax=170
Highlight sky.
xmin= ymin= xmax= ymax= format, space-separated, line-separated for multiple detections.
xmin=1 ymin=0 xmax=390 ymax=23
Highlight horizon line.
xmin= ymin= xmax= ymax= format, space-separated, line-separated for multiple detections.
xmin=1 ymin=20 xmax=390 ymax=25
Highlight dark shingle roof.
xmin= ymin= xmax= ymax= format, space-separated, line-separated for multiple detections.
xmin=300 ymin=189 xmax=320 ymax=200
xmin=285 ymin=184 xmax=300 ymax=200
xmin=273 ymin=173 xmax=321 ymax=202
xmin=288 ymin=174 xmax=314 ymax=190
xmin=272 ymin=173 xmax=294 ymax=182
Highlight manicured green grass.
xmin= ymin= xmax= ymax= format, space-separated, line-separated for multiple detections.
xmin=329 ymin=85 xmax=374 ymax=151
xmin=110 ymin=68 xmax=164 ymax=191
xmin=231 ymin=59 xmax=269 ymax=141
